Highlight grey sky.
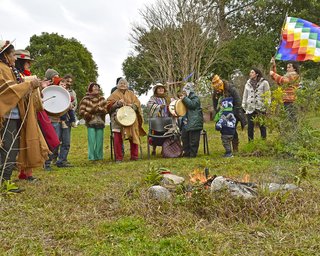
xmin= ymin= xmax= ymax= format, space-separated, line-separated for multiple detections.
xmin=0 ymin=0 xmax=154 ymax=102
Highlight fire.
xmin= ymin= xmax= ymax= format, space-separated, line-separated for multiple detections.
xmin=189 ymin=168 xmax=207 ymax=184
xmin=242 ymin=174 xmax=250 ymax=183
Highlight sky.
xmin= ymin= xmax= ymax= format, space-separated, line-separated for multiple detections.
xmin=0 ymin=0 xmax=155 ymax=103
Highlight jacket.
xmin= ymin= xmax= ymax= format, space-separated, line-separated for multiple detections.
xmin=181 ymin=92 xmax=203 ymax=131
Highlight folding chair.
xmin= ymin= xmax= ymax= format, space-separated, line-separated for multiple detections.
xmin=147 ymin=117 xmax=176 ymax=159
xmin=201 ymin=129 xmax=210 ymax=155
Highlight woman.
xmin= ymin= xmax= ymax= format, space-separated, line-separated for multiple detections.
xmin=79 ymin=83 xmax=107 ymax=160
xmin=15 ymin=50 xmax=58 ymax=180
xmin=147 ymin=82 xmax=171 ymax=155
xmin=242 ymin=68 xmax=271 ymax=141
xmin=270 ymin=57 xmax=300 ymax=120
xmin=180 ymin=82 xmax=203 ymax=158
xmin=0 ymin=40 xmax=49 ymax=192
xmin=106 ymin=78 xmax=146 ymax=162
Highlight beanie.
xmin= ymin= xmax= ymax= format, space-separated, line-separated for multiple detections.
xmin=45 ymin=69 xmax=59 ymax=80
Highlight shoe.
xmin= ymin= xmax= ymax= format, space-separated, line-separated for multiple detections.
xmin=61 ymin=121 xmax=68 ymax=129
xmin=115 ymin=160 xmax=122 ymax=163
xmin=56 ymin=162 xmax=74 ymax=168
xmin=26 ymin=176 xmax=38 ymax=182
xmin=8 ymin=187 xmax=25 ymax=193
xmin=44 ymin=165 xmax=52 ymax=171
xmin=223 ymin=153 xmax=234 ymax=158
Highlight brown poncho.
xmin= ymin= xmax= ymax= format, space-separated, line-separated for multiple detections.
xmin=106 ymin=89 xmax=146 ymax=145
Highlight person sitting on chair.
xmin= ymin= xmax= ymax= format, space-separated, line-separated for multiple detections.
xmin=147 ymin=82 xmax=171 ymax=156
xmin=106 ymin=78 xmax=146 ymax=162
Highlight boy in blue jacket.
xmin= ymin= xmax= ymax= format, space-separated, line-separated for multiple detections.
xmin=215 ymin=97 xmax=236 ymax=157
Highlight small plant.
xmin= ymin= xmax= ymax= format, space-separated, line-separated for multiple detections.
xmin=144 ymin=164 xmax=163 ymax=186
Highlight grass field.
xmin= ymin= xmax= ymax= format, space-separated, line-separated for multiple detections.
xmin=1 ymin=122 xmax=319 ymax=255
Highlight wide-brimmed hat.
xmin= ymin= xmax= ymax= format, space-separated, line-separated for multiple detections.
xmin=211 ymin=74 xmax=224 ymax=91
xmin=0 ymin=40 xmax=14 ymax=54
xmin=153 ymin=82 xmax=167 ymax=93
xmin=15 ymin=49 xmax=34 ymax=61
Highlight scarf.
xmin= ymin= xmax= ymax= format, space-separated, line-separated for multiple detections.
xmin=249 ymin=78 xmax=258 ymax=90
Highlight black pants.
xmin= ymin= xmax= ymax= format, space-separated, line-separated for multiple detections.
xmin=181 ymin=129 xmax=201 ymax=157
xmin=221 ymin=134 xmax=233 ymax=154
xmin=247 ymin=111 xmax=266 ymax=141
xmin=0 ymin=119 xmax=20 ymax=181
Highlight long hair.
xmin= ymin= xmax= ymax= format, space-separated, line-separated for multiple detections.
xmin=252 ymin=68 xmax=263 ymax=81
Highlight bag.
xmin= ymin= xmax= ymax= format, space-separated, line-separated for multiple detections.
xmin=162 ymin=138 xmax=182 ymax=158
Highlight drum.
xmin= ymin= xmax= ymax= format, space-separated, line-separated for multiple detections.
xmin=116 ymin=106 xmax=137 ymax=126
xmin=169 ymin=99 xmax=187 ymax=117
xmin=42 ymin=85 xmax=71 ymax=117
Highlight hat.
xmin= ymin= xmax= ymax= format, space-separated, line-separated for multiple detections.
xmin=45 ymin=68 xmax=59 ymax=80
xmin=0 ymin=40 xmax=14 ymax=54
xmin=153 ymin=82 xmax=167 ymax=93
xmin=220 ymin=97 xmax=233 ymax=112
xmin=211 ymin=74 xmax=224 ymax=92
xmin=116 ymin=77 xmax=122 ymax=85
xmin=15 ymin=49 xmax=34 ymax=60
xmin=182 ymin=82 xmax=194 ymax=96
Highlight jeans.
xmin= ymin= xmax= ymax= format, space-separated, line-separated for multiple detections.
xmin=247 ymin=111 xmax=267 ymax=141
xmin=45 ymin=122 xmax=71 ymax=167
xmin=0 ymin=119 xmax=20 ymax=181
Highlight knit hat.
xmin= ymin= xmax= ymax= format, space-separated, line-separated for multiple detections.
xmin=0 ymin=40 xmax=14 ymax=54
xmin=87 ymin=82 xmax=100 ymax=93
xmin=15 ymin=49 xmax=34 ymax=60
xmin=220 ymin=97 xmax=233 ymax=112
xmin=45 ymin=68 xmax=59 ymax=80
xmin=211 ymin=74 xmax=224 ymax=92
xmin=153 ymin=82 xmax=167 ymax=93
xmin=116 ymin=77 xmax=122 ymax=85
xmin=182 ymin=82 xmax=194 ymax=96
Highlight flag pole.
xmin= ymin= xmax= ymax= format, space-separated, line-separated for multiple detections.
xmin=273 ymin=11 xmax=289 ymax=59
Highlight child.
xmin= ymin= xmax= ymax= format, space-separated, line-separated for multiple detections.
xmin=59 ymin=79 xmax=77 ymax=128
xmin=215 ymin=97 xmax=236 ymax=157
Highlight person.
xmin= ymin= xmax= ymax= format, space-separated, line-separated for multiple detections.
xmin=0 ymin=40 xmax=49 ymax=192
xmin=215 ymin=97 xmax=236 ymax=157
xmin=147 ymin=82 xmax=171 ymax=155
xmin=58 ymin=78 xmax=76 ymax=129
xmin=242 ymin=68 xmax=271 ymax=141
xmin=180 ymin=82 xmax=203 ymax=158
xmin=79 ymin=82 xmax=107 ymax=160
xmin=63 ymin=74 xmax=78 ymax=125
xmin=43 ymin=69 xmax=73 ymax=169
xmin=211 ymin=74 xmax=246 ymax=152
xmin=106 ymin=78 xmax=146 ymax=162
xmin=14 ymin=49 xmax=57 ymax=181
xmin=270 ymin=57 xmax=300 ymax=120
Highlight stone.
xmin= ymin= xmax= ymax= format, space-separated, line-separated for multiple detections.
xmin=161 ymin=174 xmax=185 ymax=185
xmin=148 ymin=185 xmax=171 ymax=201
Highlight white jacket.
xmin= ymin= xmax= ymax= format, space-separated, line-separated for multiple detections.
xmin=242 ymin=78 xmax=271 ymax=114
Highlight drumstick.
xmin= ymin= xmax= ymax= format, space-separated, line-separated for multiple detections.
xmin=43 ymin=96 xmax=56 ymax=102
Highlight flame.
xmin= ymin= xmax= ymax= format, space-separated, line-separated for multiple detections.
xmin=242 ymin=174 xmax=250 ymax=183
xmin=189 ymin=168 xmax=207 ymax=183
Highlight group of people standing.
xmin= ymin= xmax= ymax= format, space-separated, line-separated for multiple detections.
xmin=0 ymin=38 xmax=300 ymax=193
xmin=0 ymin=40 xmax=78 ymax=192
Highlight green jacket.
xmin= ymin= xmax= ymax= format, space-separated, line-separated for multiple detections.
xmin=182 ymin=92 xmax=203 ymax=131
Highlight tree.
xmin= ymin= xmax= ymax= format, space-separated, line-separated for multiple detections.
xmin=27 ymin=32 xmax=98 ymax=100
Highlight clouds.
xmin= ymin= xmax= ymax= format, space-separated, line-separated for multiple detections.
xmin=0 ymin=0 xmax=153 ymax=102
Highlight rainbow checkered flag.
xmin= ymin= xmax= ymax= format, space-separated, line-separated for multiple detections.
xmin=275 ymin=17 xmax=320 ymax=62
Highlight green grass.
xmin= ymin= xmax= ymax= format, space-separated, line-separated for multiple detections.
xmin=1 ymin=122 xmax=319 ymax=255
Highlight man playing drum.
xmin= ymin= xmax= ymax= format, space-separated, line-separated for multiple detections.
xmin=106 ymin=78 xmax=146 ymax=162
